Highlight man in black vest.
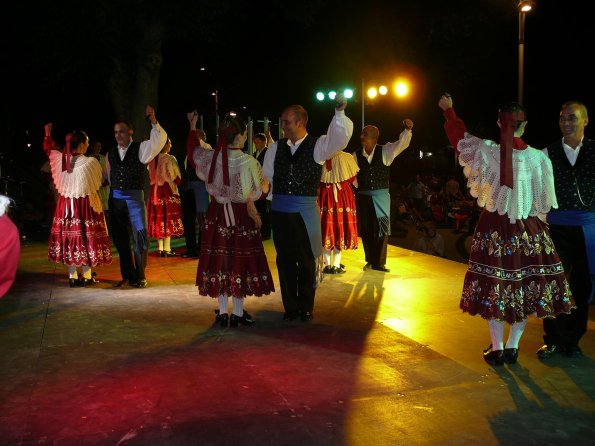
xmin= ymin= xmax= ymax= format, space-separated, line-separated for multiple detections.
xmin=107 ymin=105 xmax=168 ymax=288
xmin=253 ymin=132 xmax=272 ymax=240
xmin=354 ymin=120 xmax=413 ymax=272
xmin=262 ymin=97 xmax=353 ymax=321
xmin=537 ymin=101 xmax=595 ymax=359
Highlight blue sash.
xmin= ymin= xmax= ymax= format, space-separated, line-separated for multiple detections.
xmin=359 ymin=189 xmax=391 ymax=236
xmin=272 ymin=195 xmax=322 ymax=257
xmin=112 ymin=189 xmax=147 ymax=231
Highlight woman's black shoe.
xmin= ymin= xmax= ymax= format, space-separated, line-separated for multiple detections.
xmin=483 ymin=344 xmax=504 ymax=366
xmin=503 ymin=348 xmax=519 ymax=364
xmin=215 ymin=311 xmax=229 ymax=327
xmin=230 ymin=311 xmax=255 ymax=327
xmin=68 ymin=278 xmax=78 ymax=288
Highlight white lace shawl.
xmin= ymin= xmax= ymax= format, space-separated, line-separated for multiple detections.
xmin=49 ymin=150 xmax=102 ymax=199
xmin=457 ymin=133 xmax=558 ymax=222
xmin=148 ymin=153 xmax=181 ymax=195
xmin=193 ymin=148 xmax=265 ymax=203
xmin=320 ymin=150 xmax=360 ymax=184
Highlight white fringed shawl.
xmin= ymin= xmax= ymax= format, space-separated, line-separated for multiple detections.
xmin=320 ymin=150 xmax=359 ymax=184
xmin=148 ymin=153 xmax=181 ymax=195
xmin=49 ymin=151 xmax=103 ymax=212
xmin=457 ymin=133 xmax=558 ymax=223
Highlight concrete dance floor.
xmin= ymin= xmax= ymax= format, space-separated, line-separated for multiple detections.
xmin=1 ymin=239 xmax=594 ymax=445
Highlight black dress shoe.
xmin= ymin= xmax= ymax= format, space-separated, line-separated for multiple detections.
xmin=114 ymin=279 xmax=129 ymax=288
xmin=372 ymin=265 xmax=390 ymax=272
xmin=300 ymin=311 xmax=313 ymax=322
xmin=81 ymin=277 xmax=99 ymax=287
xmin=133 ymin=279 xmax=148 ymax=288
xmin=69 ymin=278 xmax=79 ymax=288
xmin=503 ymin=348 xmax=519 ymax=364
xmin=182 ymin=251 xmax=198 ymax=258
xmin=536 ymin=344 xmax=561 ymax=359
xmin=565 ymin=345 xmax=583 ymax=358
xmin=163 ymin=251 xmax=178 ymax=257
xmin=283 ymin=311 xmax=299 ymax=321
xmin=332 ymin=266 xmax=346 ymax=274
xmin=215 ymin=311 xmax=229 ymax=327
xmin=323 ymin=265 xmax=334 ymax=274
xmin=483 ymin=345 xmax=504 ymax=366
xmin=363 ymin=262 xmax=372 ymax=271
xmin=230 ymin=311 xmax=256 ymax=327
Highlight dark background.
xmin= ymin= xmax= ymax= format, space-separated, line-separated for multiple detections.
xmin=1 ymin=0 xmax=592 ymax=216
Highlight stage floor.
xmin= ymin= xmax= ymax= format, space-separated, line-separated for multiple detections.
xmin=1 ymin=238 xmax=594 ymax=445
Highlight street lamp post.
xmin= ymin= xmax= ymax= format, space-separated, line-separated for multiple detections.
xmin=517 ymin=1 xmax=534 ymax=105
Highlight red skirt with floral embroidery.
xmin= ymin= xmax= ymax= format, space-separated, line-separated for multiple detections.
xmin=460 ymin=211 xmax=575 ymax=323
xmin=197 ymin=201 xmax=274 ymax=298
xmin=318 ymin=181 xmax=358 ymax=250
xmin=147 ymin=183 xmax=184 ymax=239
xmin=48 ymin=195 xmax=112 ymax=266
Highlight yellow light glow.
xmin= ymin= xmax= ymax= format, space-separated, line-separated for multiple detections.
xmin=393 ymin=80 xmax=410 ymax=98
xmin=367 ymin=87 xmax=378 ymax=99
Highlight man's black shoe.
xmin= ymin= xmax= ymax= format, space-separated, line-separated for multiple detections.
xmin=182 ymin=251 xmax=199 ymax=258
xmin=300 ymin=311 xmax=313 ymax=322
xmin=536 ymin=344 xmax=562 ymax=359
xmin=283 ymin=311 xmax=299 ymax=321
xmin=565 ymin=346 xmax=583 ymax=358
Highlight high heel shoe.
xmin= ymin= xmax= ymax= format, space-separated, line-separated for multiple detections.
xmin=503 ymin=348 xmax=519 ymax=364
xmin=214 ymin=310 xmax=228 ymax=327
xmin=230 ymin=311 xmax=255 ymax=327
xmin=483 ymin=344 xmax=504 ymax=366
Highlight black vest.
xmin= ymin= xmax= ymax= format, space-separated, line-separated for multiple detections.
xmin=108 ymin=142 xmax=146 ymax=190
xmin=356 ymin=146 xmax=390 ymax=191
xmin=273 ymin=135 xmax=320 ymax=196
xmin=547 ymin=138 xmax=595 ymax=211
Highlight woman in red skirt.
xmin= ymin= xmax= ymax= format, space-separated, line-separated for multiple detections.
xmin=438 ymin=94 xmax=575 ymax=366
xmin=189 ymin=111 xmax=274 ymax=327
xmin=318 ymin=150 xmax=359 ymax=274
xmin=43 ymin=123 xmax=112 ymax=287
xmin=146 ymin=138 xmax=184 ymax=257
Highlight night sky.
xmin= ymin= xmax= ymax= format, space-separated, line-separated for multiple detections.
xmin=2 ymin=0 xmax=593 ymax=203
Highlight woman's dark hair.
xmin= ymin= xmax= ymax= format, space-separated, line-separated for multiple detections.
xmin=69 ymin=131 xmax=89 ymax=149
xmin=498 ymin=102 xmax=526 ymax=131
xmin=217 ymin=114 xmax=247 ymax=146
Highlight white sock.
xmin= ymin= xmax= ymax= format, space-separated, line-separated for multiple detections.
xmin=164 ymin=236 xmax=171 ymax=252
xmin=232 ymin=296 xmax=244 ymax=317
xmin=82 ymin=266 xmax=92 ymax=279
xmin=505 ymin=319 xmax=528 ymax=349
xmin=218 ymin=295 xmax=228 ymax=314
xmin=323 ymin=249 xmax=331 ymax=267
xmin=333 ymin=248 xmax=342 ymax=268
xmin=487 ymin=319 xmax=505 ymax=351
xmin=68 ymin=265 xmax=78 ymax=279
xmin=158 ymin=239 xmax=164 ymax=251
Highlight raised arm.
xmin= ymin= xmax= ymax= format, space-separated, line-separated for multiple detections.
xmin=314 ymin=94 xmax=354 ymax=162
xmin=438 ymin=93 xmax=467 ymax=154
xmin=43 ymin=123 xmax=56 ymax=157
xmin=139 ymin=105 xmax=168 ymax=164
xmin=383 ymin=119 xmax=414 ymax=165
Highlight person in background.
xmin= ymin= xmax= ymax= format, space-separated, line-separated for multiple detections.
xmin=438 ymin=93 xmax=574 ymax=366
xmin=146 ymin=137 xmax=184 ymax=257
xmin=107 ymin=105 xmax=167 ymax=289
xmin=43 ymin=124 xmax=112 ymax=287
xmin=318 ymin=150 xmax=359 ymax=274
xmin=182 ymin=121 xmax=212 ymax=258
xmin=354 ymin=120 xmax=413 ymax=273
xmin=253 ymin=131 xmax=272 ymax=240
xmin=0 ymin=195 xmax=20 ymax=298
xmin=262 ymin=96 xmax=353 ymax=322
xmin=537 ymin=101 xmax=595 ymax=359
xmin=88 ymin=140 xmax=110 ymax=221
xmin=413 ymin=219 xmax=445 ymax=258
xmin=190 ymin=111 xmax=274 ymax=327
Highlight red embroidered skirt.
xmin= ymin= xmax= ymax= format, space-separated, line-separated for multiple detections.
xmin=147 ymin=183 xmax=184 ymax=239
xmin=48 ymin=195 xmax=112 ymax=266
xmin=460 ymin=211 xmax=575 ymax=323
xmin=197 ymin=201 xmax=274 ymax=298
xmin=318 ymin=181 xmax=358 ymax=250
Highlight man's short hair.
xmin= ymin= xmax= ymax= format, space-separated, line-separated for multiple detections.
xmin=283 ymin=105 xmax=308 ymax=126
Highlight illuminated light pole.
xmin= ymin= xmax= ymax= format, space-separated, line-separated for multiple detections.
xmin=517 ymin=0 xmax=534 ymax=105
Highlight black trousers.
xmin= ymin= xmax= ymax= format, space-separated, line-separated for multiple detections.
xmin=180 ymin=187 xmax=199 ymax=254
xmin=356 ymin=193 xmax=388 ymax=268
xmin=543 ymin=224 xmax=592 ymax=348
xmin=109 ymin=196 xmax=148 ymax=282
xmin=272 ymin=211 xmax=316 ymax=314
xmin=254 ymin=199 xmax=271 ymax=240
